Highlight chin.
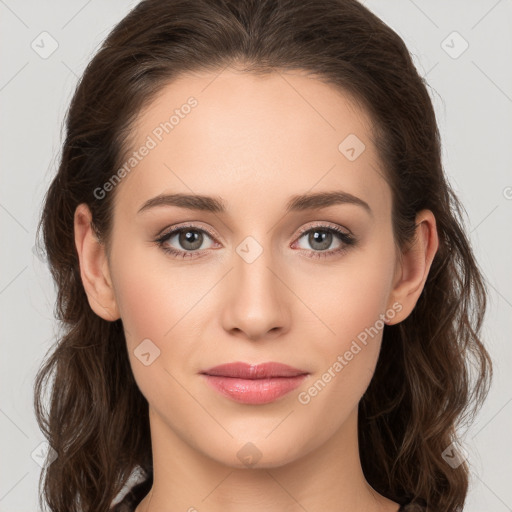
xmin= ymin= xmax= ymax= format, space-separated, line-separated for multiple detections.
xmin=201 ymin=433 xmax=312 ymax=470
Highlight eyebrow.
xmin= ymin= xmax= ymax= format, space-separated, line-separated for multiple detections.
xmin=137 ymin=190 xmax=372 ymax=217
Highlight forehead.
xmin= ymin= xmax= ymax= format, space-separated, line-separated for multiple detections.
xmin=113 ymin=68 xmax=390 ymax=219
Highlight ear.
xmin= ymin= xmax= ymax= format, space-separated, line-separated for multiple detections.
xmin=74 ymin=203 xmax=120 ymax=321
xmin=385 ymin=209 xmax=439 ymax=325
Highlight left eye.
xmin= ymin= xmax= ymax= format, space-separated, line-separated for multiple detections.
xmin=294 ymin=226 xmax=354 ymax=253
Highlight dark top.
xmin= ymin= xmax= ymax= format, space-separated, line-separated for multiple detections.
xmin=110 ymin=478 xmax=427 ymax=511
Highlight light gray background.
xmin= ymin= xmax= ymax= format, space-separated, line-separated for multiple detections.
xmin=1 ymin=1 xmax=511 ymax=510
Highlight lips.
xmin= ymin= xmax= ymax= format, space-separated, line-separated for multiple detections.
xmin=200 ymin=362 xmax=309 ymax=405
xmin=201 ymin=362 xmax=308 ymax=379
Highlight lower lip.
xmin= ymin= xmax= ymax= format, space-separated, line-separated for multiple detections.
xmin=201 ymin=374 xmax=308 ymax=404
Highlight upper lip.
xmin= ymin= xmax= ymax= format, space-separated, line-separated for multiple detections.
xmin=200 ymin=362 xmax=309 ymax=379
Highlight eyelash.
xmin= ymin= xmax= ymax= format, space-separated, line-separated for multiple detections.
xmin=154 ymin=223 xmax=357 ymax=260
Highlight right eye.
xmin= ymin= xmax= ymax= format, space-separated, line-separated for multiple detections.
xmin=155 ymin=224 xmax=217 ymax=259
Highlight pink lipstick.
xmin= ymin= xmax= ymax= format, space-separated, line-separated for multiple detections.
xmin=200 ymin=362 xmax=309 ymax=405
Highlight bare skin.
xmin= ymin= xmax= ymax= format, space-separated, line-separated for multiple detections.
xmin=74 ymin=68 xmax=438 ymax=512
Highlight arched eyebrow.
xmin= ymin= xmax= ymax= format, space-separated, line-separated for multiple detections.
xmin=285 ymin=191 xmax=372 ymax=217
xmin=137 ymin=190 xmax=373 ymax=217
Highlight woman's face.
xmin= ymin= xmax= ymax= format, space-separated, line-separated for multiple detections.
xmin=104 ymin=69 xmax=403 ymax=468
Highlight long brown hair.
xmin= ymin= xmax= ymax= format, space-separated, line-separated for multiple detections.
xmin=33 ymin=0 xmax=492 ymax=510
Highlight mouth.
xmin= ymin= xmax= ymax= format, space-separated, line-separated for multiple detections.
xmin=199 ymin=362 xmax=309 ymax=405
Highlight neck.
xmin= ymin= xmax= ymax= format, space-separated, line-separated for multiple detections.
xmin=135 ymin=406 xmax=399 ymax=512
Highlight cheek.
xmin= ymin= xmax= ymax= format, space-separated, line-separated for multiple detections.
xmin=108 ymin=246 xmax=177 ymax=378
xmin=294 ymin=236 xmax=396 ymax=407
xmin=110 ymin=247 xmax=214 ymax=394
xmin=299 ymin=237 xmax=395 ymax=351
xmin=111 ymin=238 xmax=200 ymax=341
xmin=113 ymin=270 xmax=167 ymax=341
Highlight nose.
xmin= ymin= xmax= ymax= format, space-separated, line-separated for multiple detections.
xmin=220 ymin=240 xmax=291 ymax=342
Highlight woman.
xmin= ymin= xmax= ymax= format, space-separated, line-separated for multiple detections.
xmin=33 ymin=0 xmax=492 ymax=511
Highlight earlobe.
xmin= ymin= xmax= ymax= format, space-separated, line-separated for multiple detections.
xmin=385 ymin=209 xmax=439 ymax=325
xmin=73 ymin=203 xmax=120 ymax=322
